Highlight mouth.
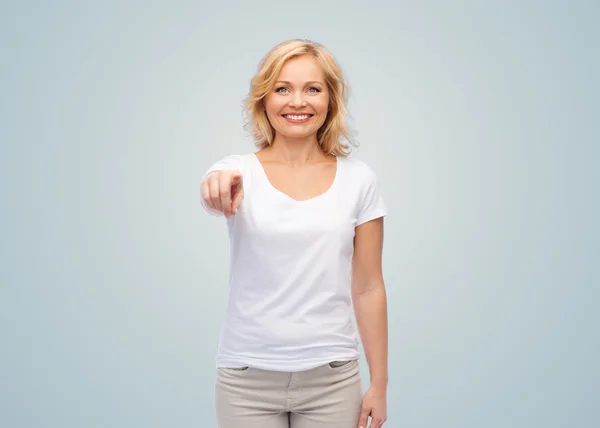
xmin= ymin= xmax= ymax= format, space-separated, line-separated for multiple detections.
xmin=282 ymin=113 xmax=313 ymax=123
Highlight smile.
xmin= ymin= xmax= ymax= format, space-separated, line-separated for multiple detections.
xmin=282 ymin=114 xmax=313 ymax=123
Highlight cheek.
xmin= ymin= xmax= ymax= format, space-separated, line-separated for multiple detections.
xmin=263 ymin=97 xmax=275 ymax=114
xmin=314 ymin=96 xmax=329 ymax=114
xmin=264 ymin=101 xmax=280 ymax=122
xmin=265 ymin=95 xmax=286 ymax=110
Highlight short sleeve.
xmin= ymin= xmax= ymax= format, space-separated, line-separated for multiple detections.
xmin=356 ymin=168 xmax=388 ymax=226
xmin=201 ymin=154 xmax=245 ymax=217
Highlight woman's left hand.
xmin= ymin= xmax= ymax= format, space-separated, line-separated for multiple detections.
xmin=358 ymin=385 xmax=387 ymax=428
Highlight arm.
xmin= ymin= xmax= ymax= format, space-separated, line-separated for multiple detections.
xmin=352 ymin=216 xmax=388 ymax=427
xmin=352 ymin=216 xmax=388 ymax=387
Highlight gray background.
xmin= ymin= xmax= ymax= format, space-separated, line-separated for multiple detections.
xmin=1 ymin=1 xmax=598 ymax=427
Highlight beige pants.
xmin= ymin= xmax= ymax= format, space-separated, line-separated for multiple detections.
xmin=215 ymin=359 xmax=362 ymax=428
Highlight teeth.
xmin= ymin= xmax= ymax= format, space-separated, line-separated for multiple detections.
xmin=285 ymin=114 xmax=310 ymax=121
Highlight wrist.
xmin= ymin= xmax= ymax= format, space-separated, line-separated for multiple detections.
xmin=370 ymin=376 xmax=388 ymax=389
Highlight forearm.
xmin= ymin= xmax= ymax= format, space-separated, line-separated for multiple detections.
xmin=353 ymin=284 xmax=388 ymax=388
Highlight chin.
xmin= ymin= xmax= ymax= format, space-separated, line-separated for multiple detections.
xmin=281 ymin=130 xmax=318 ymax=140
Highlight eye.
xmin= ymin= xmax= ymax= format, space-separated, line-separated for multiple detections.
xmin=275 ymin=87 xmax=289 ymax=93
xmin=308 ymin=87 xmax=321 ymax=93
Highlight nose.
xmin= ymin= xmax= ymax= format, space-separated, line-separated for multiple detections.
xmin=288 ymin=91 xmax=307 ymax=107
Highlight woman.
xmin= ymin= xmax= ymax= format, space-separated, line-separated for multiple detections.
xmin=201 ymin=39 xmax=388 ymax=428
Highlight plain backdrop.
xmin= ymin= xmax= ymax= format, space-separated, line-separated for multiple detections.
xmin=1 ymin=1 xmax=598 ymax=427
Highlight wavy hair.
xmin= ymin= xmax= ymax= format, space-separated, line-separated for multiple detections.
xmin=244 ymin=39 xmax=357 ymax=156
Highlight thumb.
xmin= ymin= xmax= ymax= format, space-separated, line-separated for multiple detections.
xmin=232 ymin=188 xmax=244 ymax=213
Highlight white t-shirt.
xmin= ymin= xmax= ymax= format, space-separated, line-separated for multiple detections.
xmin=201 ymin=152 xmax=387 ymax=372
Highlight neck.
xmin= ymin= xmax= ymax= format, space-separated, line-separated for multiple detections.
xmin=267 ymin=134 xmax=327 ymax=165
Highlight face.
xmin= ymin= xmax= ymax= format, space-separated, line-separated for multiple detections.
xmin=263 ymin=55 xmax=330 ymax=141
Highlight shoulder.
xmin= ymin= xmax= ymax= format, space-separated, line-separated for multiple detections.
xmin=340 ymin=155 xmax=375 ymax=172
xmin=339 ymin=155 xmax=379 ymax=183
xmin=338 ymin=156 xmax=385 ymax=205
xmin=215 ymin=152 xmax=255 ymax=164
xmin=206 ymin=152 xmax=255 ymax=170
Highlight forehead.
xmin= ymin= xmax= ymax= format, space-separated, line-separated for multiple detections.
xmin=277 ymin=55 xmax=325 ymax=82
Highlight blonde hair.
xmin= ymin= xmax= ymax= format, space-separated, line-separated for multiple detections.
xmin=244 ymin=39 xmax=357 ymax=157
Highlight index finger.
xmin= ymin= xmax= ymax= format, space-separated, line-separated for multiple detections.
xmin=230 ymin=171 xmax=243 ymax=186
xmin=358 ymin=407 xmax=370 ymax=428
xmin=220 ymin=175 xmax=233 ymax=217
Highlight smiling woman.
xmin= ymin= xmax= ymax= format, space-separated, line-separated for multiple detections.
xmin=244 ymin=39 xmax=355 ymax=156
xmin=264 ymin=56 xmax=330 ymax=141
xmin=200 ymin=39 xmax=389 ymax=428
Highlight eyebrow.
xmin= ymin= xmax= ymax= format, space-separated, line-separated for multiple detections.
xmin=275 ymin=80 xmax=324 ymax=85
